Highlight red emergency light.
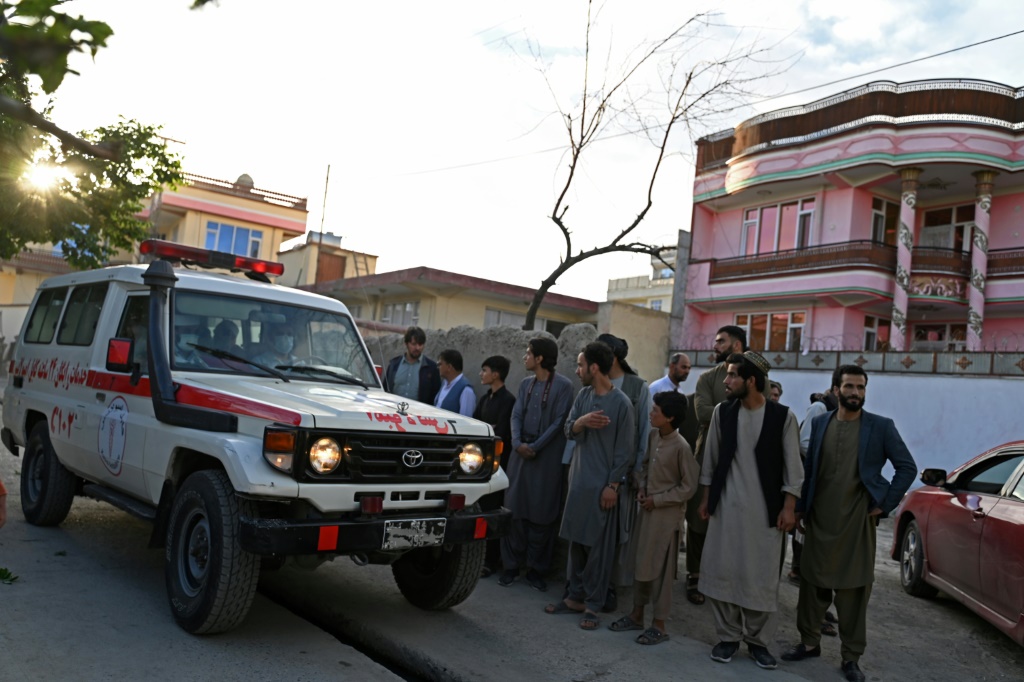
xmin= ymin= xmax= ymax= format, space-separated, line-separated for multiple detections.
xmin=140 ymin=239 xmax=285 ymax=277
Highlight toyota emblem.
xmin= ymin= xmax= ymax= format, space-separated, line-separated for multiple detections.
xmin=397 ymin=401 xmax=410 ymax=416
xmin=402 ymin=450 xmax=424 ymax=468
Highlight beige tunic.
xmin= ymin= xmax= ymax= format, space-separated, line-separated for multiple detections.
xmin=802 ymin=416 xmax=876 ymax=589
xmin=699 ymin=402 xmax=803 ymax=612
xmin=633 ymin=430 xmax=700 ymax=582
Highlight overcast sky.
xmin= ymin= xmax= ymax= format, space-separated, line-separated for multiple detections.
xmin=49 ymin=1 xmax=1024 ymax=302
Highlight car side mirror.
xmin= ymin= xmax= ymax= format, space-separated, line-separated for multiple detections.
xmin=106 ymin=338 xmax=134 ymax=373
xmin=920 ymin=468 xmax=948 ymax=487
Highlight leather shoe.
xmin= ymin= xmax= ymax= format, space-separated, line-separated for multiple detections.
xmin=780 ymin=643 xmax=821 ymax=661
xmin=842 ymin=660 xmax=865 ymax=682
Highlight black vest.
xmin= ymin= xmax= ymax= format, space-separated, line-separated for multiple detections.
xmin=706 ymin=398 xmax=788 ymax=528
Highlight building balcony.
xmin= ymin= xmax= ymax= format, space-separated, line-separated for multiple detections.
xmin=0 ymin=247 xmax=135 ymax=276
xmin=182 ymin=172 xmax=308 ymax=211
xmin=696 ymin=79 xmax=1024 ymax=171
xmin=701 ymin=243 xmax=1024 ymax=284
xmin=704 ymin=241 xmax=896 ymax=282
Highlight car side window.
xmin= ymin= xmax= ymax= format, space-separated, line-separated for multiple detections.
xmin=958 ymin=453 xmax=1024 ymax=496
xmin=115 ymin=296 xmax=150 ymax=372
xmin=57 ymin=283 xmax=110 ymax=346
xmin=23 ymin=287 xmax=68 ymax=344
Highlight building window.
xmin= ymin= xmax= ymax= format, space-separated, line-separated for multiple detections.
xmin=650 ymin=300 xmax=663 ymax=311
xmin=484 ymin=308 xmax=558 ymax=333
xmin=346 ymin=304 xmax=363 ymax=319
xmin=920 ymin=205 xmax=974 ymax=252
xmin=205 ymin=221 xmax=263 ymax=258
xmin=735 ymin=311 xmax=804 ymax=352
xmin=379 ymin=301 xmax=419 ymax=326
xmin=864 ymin=315 xmax=891 ymax=351
xmin=871 ymin=198 xmax=900 ymax=246
xmin=912 ymin=323 xmax=966 ymax=352
xmin=742 ymin=198 xmax=815 ymax=255
xmin=654 ymin=267 xmax=674 ymax=280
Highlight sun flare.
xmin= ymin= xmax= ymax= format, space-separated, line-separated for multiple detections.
xmin=23 ymin=163 xmax=66 ymax=190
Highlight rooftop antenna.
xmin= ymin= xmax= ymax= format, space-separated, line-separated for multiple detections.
xmin=313 ymin=164 xmax=330 ymax=284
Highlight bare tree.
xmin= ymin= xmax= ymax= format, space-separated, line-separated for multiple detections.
xmin=521 ymin=2 xmax=788 ymax=330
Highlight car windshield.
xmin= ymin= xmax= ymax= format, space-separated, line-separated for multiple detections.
xmin=169 ymin=289 xmax=379 ymax=387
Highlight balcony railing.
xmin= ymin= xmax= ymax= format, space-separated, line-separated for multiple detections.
xmin=989 ymin=248 xmax=1024 ymax=277
xmin=702 ymin=242 xmax=1024 ymax=283
xmin=182 ymin=172 xmax=308 ymax=211
xmin=0 ymin=247 xmax=135 ymax=275
xmin=909 ymin=247 xmax=970 ymax=276
xmin=704 ymin=241 xmax=896 ymax=282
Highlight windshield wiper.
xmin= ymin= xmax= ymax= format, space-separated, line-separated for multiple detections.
xmin=191 ymin=344 xmax=290 ymax=382
xmin=275 ymin=365 xmax=370 ymax=388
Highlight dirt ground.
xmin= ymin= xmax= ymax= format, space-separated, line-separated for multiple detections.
xmin=664 ymin=519 xmax=1024 ymax=681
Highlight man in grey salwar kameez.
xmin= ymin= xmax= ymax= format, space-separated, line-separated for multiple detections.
xmin=698 ymin=351 xmax=802 ymax=670
xmin=545 ymin=342 xmax=634 ymax=630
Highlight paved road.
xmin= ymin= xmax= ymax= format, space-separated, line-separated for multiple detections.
xmin=0 ymin=451 xmax=403 ymax=682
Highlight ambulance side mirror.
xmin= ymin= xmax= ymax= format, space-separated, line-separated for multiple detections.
xmin=106 ymin=338 xmax=134 ymax=373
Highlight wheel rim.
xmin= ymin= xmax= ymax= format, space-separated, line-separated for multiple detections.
xmin=25 ymin=444 xmax=45 ymax=503
xmin=177 ymin=508 xmax=212 ymax=597
xmin=901 ymin=527 xmax=919 ymax=584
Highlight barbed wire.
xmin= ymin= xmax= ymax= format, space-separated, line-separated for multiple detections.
xmin=676 ymin=330 xmax=1024 ymax=356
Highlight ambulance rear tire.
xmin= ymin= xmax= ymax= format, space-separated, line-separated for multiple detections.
xmin=21 ymin=421 xmax=77 ymax=526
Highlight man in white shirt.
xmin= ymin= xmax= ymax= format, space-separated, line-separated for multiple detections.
xmin=648 ymin=353 xmax=692 ymax=396
xmin=434 ymin=349 xmax=476 ymax=416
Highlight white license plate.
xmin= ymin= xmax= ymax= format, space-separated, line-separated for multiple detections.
xmin=382 ymin=518 xmax=447 ymax=550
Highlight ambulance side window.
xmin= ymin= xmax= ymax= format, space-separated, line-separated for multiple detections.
xmin=23 ymin=287 xmax=69 ymax=344
xmin=57 ymin=283 xmax=110 ymax=346
xmin=115 ymin=296 xmax=150 ymax=372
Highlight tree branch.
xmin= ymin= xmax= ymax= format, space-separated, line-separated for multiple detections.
xmin=0 ymin=93 xmax=119 ymax=160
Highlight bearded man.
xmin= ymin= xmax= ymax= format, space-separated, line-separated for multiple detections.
xmin=781 ymin=365 xmax=916 ymax=682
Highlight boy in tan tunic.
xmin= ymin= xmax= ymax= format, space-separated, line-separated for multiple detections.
xmin=608 ymin=391 xmax=699 ymax=644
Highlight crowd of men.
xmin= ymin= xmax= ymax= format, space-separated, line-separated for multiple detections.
xmin=382 ymin=325 xmax=917 ymax=682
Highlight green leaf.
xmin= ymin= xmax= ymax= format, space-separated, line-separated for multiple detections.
xmin=0 ymin=567 xmax=19 ymax=584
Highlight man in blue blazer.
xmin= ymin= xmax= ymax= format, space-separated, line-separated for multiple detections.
xmin=781 ymin=364 xmax=916 ymax=682
xmin=383 ymin=326 xmax=441 ymax=405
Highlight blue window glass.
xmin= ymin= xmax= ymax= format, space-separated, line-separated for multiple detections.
xmin=233 ymin=227 xmax=250 ymax=256
xmin=217 ymin=224 xmax=234 ymax=253
xmin=205 ymin=221 xmax=218 ymax=251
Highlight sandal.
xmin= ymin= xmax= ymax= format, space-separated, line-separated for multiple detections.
xmin=579 ymin=611 xmax=600 ymax=630
xmin=821 ymin=621 xmax=838 ymax=637
xmin=786 ymin=571 xmax=801 ymax=586
xmin=824 ymin=610 xmax=837 ymax=623
xmin=608 ymin=616 xmax=644 ymax=632
xmin=686 ymin=574 xmax=705 ymax=605
xmin=544 ymin=600 xmax=584 ymax=615
xmin=636 ymin=627 xmax=670 ymax=645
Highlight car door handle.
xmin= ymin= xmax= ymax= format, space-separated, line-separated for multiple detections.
xmin=972 ymin=508 xmax=986 ymax=519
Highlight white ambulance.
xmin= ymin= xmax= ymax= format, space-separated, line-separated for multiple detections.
xmin=1 ymin=240 xmax=509 ymax=634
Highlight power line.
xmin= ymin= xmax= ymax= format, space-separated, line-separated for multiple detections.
xmin=400 ymin=28 xmax=1024 ymax=177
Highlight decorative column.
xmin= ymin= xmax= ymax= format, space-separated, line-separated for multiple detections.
xmin=890 ymin=167 xmax=922 ymax=352
xmin=967 ymin=170 xmax=997 ymax=351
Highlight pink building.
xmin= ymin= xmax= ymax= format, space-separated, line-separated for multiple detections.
xmin=677 ymin=79 xmax=1024 ymax=370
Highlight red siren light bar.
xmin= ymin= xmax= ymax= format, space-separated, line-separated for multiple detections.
xmin=140 ymin=239 xmax=285 ymax=277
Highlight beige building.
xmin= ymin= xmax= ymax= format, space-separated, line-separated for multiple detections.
xmin=1 ymin=172 xmax=308 ymax=342
xmin=277 ymin=231 xmax=378 ymax=289
xmin=309 ymin=266 xmax=599 ymax=338
xmin=606 ymin=249 xmax=676 ymax=311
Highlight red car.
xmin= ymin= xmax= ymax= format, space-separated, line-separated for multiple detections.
xmin=891 ymin=441 xmax=1024 ymax=646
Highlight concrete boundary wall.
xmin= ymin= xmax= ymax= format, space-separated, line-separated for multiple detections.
xmin=361 ymin=324 xmax=601 ymax=399
xmin=691 ymin=366 xmax=1022 ymax=475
